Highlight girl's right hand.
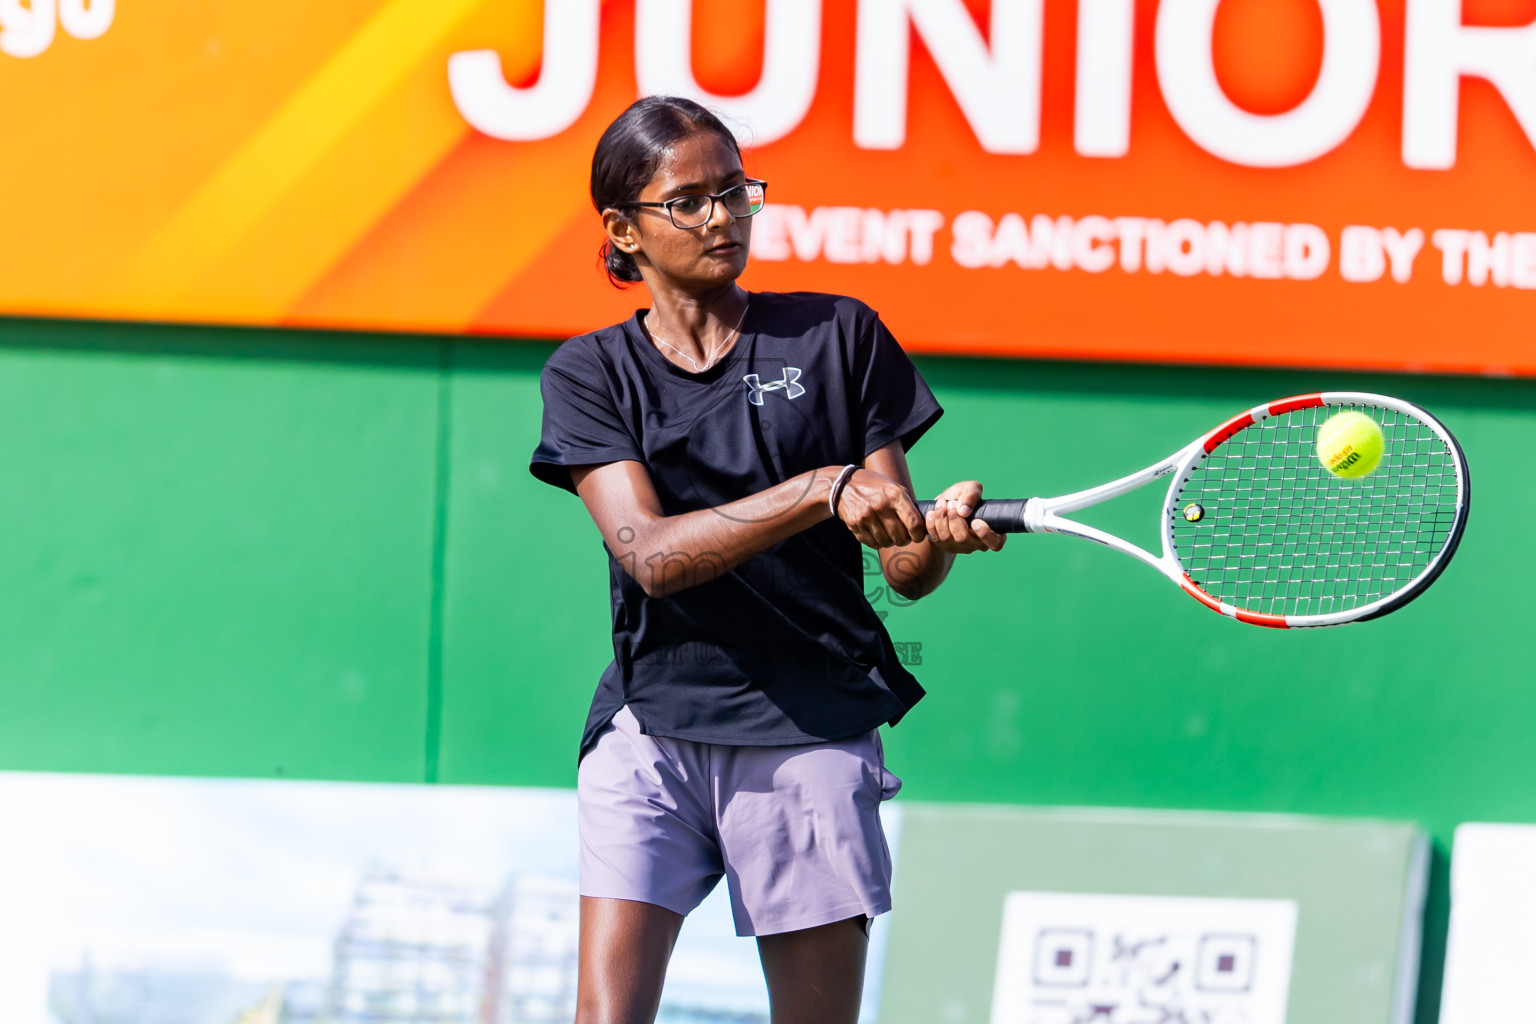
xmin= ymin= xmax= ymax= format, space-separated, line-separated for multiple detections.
xmin=834 ymin=468 xmax=928 ymax=548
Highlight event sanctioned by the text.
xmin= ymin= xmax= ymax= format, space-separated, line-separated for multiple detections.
xmin=750 ymin=205 xmax=1536 ymax=289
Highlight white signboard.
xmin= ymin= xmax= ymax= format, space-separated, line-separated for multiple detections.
xmin=0 ymin=772 xmax=879 ymax=1024
xmin=991 ymin=892 xmax=1298 ymax=1024
xmin=1439 ymin=823 xmax=1536 ymax=1024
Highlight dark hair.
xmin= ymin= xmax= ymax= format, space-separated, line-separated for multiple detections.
xmin=590 ymin=96 xmax=743 ymax=287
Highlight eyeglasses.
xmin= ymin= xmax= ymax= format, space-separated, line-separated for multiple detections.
xmin=624 ymin=180 xmax=767 ymax=229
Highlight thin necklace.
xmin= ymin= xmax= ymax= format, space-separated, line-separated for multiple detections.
xmin=647 ymin=299 xmax=749 ymax=373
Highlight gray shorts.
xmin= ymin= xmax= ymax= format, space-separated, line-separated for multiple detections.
xmin=577 ymin=705 xmax=903 ymax=937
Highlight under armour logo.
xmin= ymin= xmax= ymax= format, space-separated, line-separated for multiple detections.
xmin=743 ymin=368 xmax=806 ymax=406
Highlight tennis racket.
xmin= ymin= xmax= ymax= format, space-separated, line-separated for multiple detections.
xmin=916 ymin=392 xmax=1469 ymax=628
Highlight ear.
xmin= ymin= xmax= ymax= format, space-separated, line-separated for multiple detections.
xmin=602 ymin=208 xmax=641 ymax=256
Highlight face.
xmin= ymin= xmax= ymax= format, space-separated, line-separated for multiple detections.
xmin=605 ymin=131 xmax=753 ymax=292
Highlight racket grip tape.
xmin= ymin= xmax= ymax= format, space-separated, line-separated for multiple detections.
xmin=914 ymin=498 xmax=1031 ymax=533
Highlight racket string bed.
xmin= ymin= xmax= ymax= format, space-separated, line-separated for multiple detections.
xmin=1169 ymin=404 xmax=1460 ymax=619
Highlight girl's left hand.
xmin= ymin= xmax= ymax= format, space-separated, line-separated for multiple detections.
xmin=926 ymin=481 xmax=1006 ymax=553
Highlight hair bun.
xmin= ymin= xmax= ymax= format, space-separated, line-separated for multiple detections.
xmin=600 ymin=240 xmax=645 ymax=284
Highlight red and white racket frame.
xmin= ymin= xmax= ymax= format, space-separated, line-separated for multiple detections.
xmin=1010 ymin=392 xmax=1470 ymax=629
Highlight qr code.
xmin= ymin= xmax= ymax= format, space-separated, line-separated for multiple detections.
xmin=990 ymin=892 xmax=1298 ymax=1024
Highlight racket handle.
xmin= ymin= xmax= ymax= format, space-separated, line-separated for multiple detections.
xmin=914 ymin=498 xmax=1032 ymax=533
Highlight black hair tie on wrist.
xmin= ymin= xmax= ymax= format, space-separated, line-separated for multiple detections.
xmin=829 ymin=464 xmax=859 ymax=519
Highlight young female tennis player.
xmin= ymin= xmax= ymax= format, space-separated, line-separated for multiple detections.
xmin=530 ymin=96 xmax=1004 ymax=1024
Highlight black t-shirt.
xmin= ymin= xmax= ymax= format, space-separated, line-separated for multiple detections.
xmin=530 ymin=291 xmax=943 ymax=758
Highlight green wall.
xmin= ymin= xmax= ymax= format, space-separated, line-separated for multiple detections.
xmin=0 ymin=316 xmax=1530 ymax=1023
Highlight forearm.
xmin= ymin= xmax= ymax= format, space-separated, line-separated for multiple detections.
xmin=883 ymin=543 xmax=955 ymax=602
xmin=604 ymin=465 xmax=843 ymax=598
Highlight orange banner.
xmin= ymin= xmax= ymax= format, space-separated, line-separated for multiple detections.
xmin=3 ymin=0 xmax=1536 ymax=374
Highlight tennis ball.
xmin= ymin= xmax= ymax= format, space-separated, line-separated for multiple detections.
xmin=1317 ymin=411 xmax=1384 ymax=478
